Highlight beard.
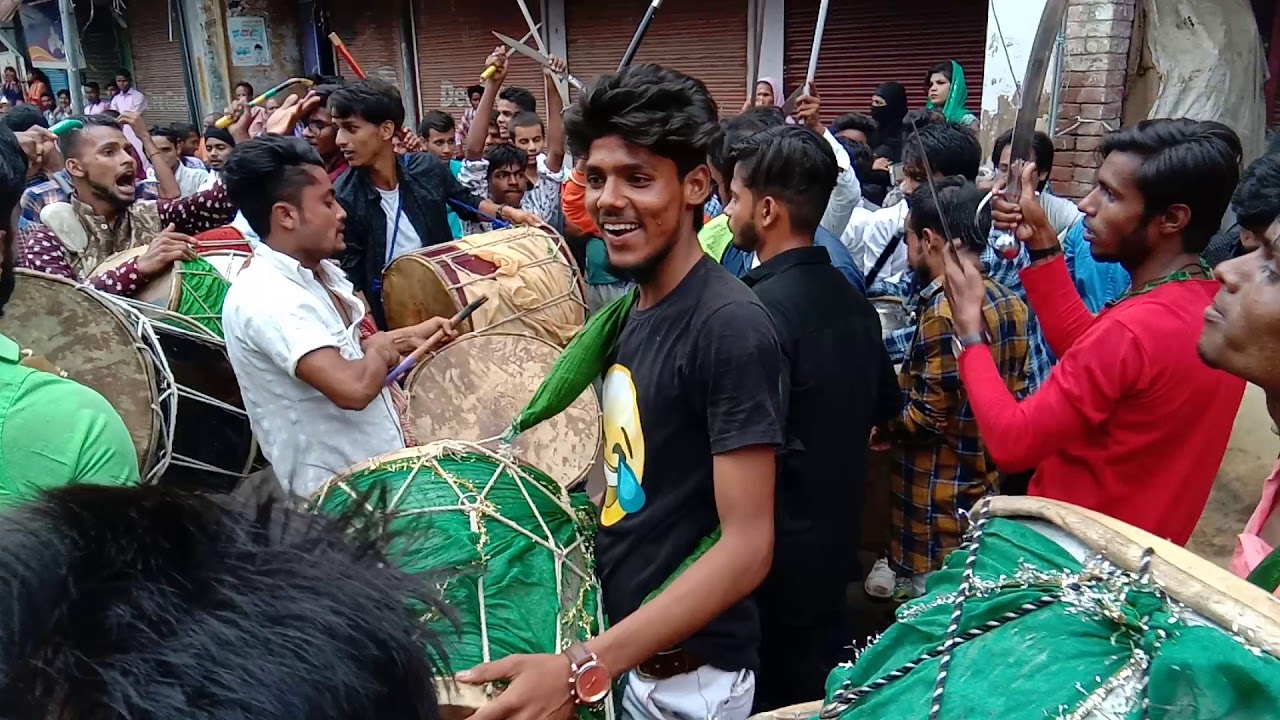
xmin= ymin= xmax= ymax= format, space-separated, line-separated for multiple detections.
xmin=605 ymin=241 xmax=673 ymax=286
xmin=86 ymin=177 xmax=134 ymax=210
xmin=730 ymin=218 xmax=762 ymax=255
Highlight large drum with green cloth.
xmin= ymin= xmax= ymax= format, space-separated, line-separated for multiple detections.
xmin=803 ymin=496 xmax=1280 ymax=720
xmin=91 ymin=247 xmax=232 ymax=338
xmin=312 ymin=442 xmax=613 ymax=719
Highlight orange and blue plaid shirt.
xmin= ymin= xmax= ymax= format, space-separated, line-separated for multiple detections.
xmin=888 ymin=275 xmax=1031 ymax=576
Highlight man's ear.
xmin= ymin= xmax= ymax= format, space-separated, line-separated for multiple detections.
xmin=380 ymin=121 xmax=396 ymax=142
xmin=683 ymin=164 xmax=711 ymax=207
xmin=65 ymin=157 xmax=85 ymax=180
xmin=759 ymin=196 xmax=781 ymax=230
xmin=1159 ymin=204 xmax=1192 ymax=237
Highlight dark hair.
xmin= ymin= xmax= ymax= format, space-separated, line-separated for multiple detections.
xmin=907 ymin=175 xmax=992 ymax=254
xmin=726 ymin=125 xmax=838 ymax=237
xmin=925 ymin=61 xmax=953 ymax=87
xmin=59 ymin=114 xmax=122 ymax=159
xmin=485 ymin=143 xmax=527 ymax=179
xmin=102 ymin=109 xmax=119 ymax=118
xmin=171 ymin=121 xmax=198 ymax=139
xmin=204 ymin=126 xmax=237 ymax=148
xmin=565 ymin=64 xmax=719 ymax=178
xmin=991 ymin=128 xmax=1055 ymax=191
xmin=3 ymin=105 xmax=48 ymax=132
xmin=839 ymin=137 xmax=888 ymax=206
xmin=83 ymin=81 xmax=100 ymax=92
xmin=115 ymin=68 xmax=131 ymax=80
xmin=222 ymin=135 xmax=325 ymax=238
xmin=148 ymin=125 xmax=180 ymax=143
xmin=498 ymin=86 xmax=537 ymax=114
xmin=1100 ymin=119 xmax=1242 ymax=253
xmin=1231 ymin=152 xmax=1280 ymax=233
xmin=418 ymin=109 xmax=455 ymax=136
xmin=902 ymin=121 xmax=981 ymax=181
xmin=508 ymin=111 xmax=543 ymax=134
xmin=467 ymin=84 xmax=485 ymax=97
xmin=311 ymin=82 xmax=341 ymax=104
xmin=832 ymin=112 xmax=878 ymax=137
xmin=55 ymin=89 xmax=69 ymax=99
xmin=0 ymin=484 xmax=445 ymax=719
xmin=328 ymin=78 xmax=405 ymax=130
xmin=902 ymin=108 xmax=945 ymax=133
xmin=709 ymin=106 xmax=785 ymax=180
xmin=235 ymin=81 xmax=255 ymax=97
xmin=0 ymin=124 xmax=27 ymax=314
xmin=27 ymin=69 xmax=49 ymax=84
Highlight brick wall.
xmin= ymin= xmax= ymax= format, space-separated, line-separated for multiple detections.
xmin=1051 ymin=0 xmax=1136 ymax=200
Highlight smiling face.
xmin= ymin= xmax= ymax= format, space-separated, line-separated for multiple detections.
xmin=1199 ymin=232 xmax=1280 ymax=389
xmin=584 ymin=135 xmax=708 ymax=284
xmin=927 ymin=72 xmax=951 ymax=106
xmin=1077 ymin=152 xmax=1152 ymax=264
xmin=204 ymin=137 xmax=234 ymax=170
xmin=67 ymin=125 xmax=139 ymax=208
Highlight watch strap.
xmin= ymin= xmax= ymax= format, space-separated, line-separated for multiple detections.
xmin=564 ymin=642 xmax=593 ymax=669
xmin=1028 ymin=244 xmax=1063 ymax=261
xmin=957 ymin=332 xmax=986 ymax=349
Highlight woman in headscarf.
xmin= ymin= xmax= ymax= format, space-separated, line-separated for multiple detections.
xmin=924 ymin=60 xmax=978 ymax=130
xmin=743 ymin=76 xmax=785 ymax=112
xmin=869 ymin=81 xmax=908 ymax=163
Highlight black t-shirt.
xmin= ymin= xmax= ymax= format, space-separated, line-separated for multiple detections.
xmin=594 ymin=255 xmax=786 ymax=673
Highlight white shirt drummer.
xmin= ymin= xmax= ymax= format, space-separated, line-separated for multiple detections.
xmin=223 ymin=242 xmax=405 ymax=497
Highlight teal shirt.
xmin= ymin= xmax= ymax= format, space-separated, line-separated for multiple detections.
xmin=448 ymin=159 xmax=465 ymax=239
xmin=0 ymin=334 xmax=139 ymax=506
xmin=585 ymin=237 xmax=624 ymax=285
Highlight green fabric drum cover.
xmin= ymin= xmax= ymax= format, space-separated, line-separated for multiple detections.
xmin=816 ymin=498 xmax=1280 ymax=720
xmin=312 ymin=441 xmax=611 ymax=719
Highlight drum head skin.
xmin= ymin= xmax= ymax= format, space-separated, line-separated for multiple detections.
xmin=91 ymin=246 xmax=178 ymax=309
xmin=1 ymin=271 xmax=158 ymax=468
xmin=405 ymin=333 xmax=600 ymax=487
xmin=199 ymin=250 xmax=252 ymax=283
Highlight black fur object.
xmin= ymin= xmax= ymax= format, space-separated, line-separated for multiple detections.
xmin=0 ymin=485 xmax=446 ymax=720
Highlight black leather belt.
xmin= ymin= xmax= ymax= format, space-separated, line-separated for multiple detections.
xmin=635 ymin=648 xmax=703 ymax=680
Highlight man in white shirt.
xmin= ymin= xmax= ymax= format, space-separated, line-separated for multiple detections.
xmin=220 ymin=135 xmax=456 ymax=497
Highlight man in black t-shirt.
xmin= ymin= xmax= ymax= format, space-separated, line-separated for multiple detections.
xmin=726 ymin=125 xmax=901 ymax=709
xmin=458 ymin=65 xmax=785 ymax=720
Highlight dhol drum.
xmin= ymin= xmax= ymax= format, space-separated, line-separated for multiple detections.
xmin=193 ymin=225 xmax=255 ymax=256
xmin=2 ymin=270 xmax=169 ymax=478
xmin=312 ymin=442 xmax=612 ymax=720
xmin=91 ymin=247 xmax=233 ymax=339
xmin=102 ymin=295 xmax=262 ymax=493
xmin=816 ymin=496 xmax=1280 ymax=719
xmin=199 ymin=249 xmax=252 ymax=284
xmin=381 ymin=226 xmax=586 ymax=346
xmin=870 ymin=296 xmax=910 ymax=339
xmin=404 ymin=333 xmax=601 ymax=489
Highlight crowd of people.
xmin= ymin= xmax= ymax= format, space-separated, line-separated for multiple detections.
xmin=0 ymin=41 xmax=1274 ymax=719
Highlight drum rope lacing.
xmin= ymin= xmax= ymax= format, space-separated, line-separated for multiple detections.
xmin=316 ymin=440 xmax=608 ymax=674
xmin=819 ymin=499 xmax=1180 ymax=720
xmin=102 ymin=294 xmax=178 ymax=484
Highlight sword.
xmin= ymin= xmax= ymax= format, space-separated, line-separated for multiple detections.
xmin=780 ymin=0 xmax=830 ymax=116
xmin=993 ymin=0 xmax=1070 ymax=259
xmin=512 ymin=0 xmax=569 ymax=105
xmin=480 ymin=23 xmax=542 ymax=81
xmin=619 ymin=0 xmax=663 ymax=71
xmin=492 ymin=31 xmax=586 ymax=93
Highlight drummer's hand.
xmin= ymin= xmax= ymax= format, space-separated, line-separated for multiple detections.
xmin=502 ymin=207 xmax=545 ymax=230
xmin=394 ymin=316 xmax=457 ymax=354
xmin=940 ymin=242 xmax=986 ymax=340
xmin=363 ymin=331 xmax=400 ymax=369
xmin=137 ymin=224 xmax=197 ymax=277
xmin=457 ymin=653 xmax=575 ymax=720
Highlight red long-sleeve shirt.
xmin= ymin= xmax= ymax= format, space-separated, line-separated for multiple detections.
xmin=957 ymin=256 xmax=1244 ymax=545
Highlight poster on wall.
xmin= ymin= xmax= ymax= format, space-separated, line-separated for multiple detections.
xmin=228 ymin=16 xmax=271 ymax=67
xmin=19 ymin=0 xmax=68 ymax=69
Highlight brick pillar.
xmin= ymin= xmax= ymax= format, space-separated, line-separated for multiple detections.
xmin=1050 ymin=0 xmax=1136 ymax=200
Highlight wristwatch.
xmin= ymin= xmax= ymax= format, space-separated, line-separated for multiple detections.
xmin=1028 ymin=244 xmax=1063 ymax=262
xmin=565 ymin=643 xmax=610 ymax=705
xmin=951 ymin=332 xmax=986 ymax=357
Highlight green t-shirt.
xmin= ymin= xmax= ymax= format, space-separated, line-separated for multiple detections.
xmin=0 ymin=333 xmax=139 ymax=506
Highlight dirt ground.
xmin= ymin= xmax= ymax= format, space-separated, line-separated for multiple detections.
xmin=1187 ymin=383 xmax=1277 ymax=567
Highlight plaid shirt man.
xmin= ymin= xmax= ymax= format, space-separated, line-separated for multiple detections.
xmin=887 ymin=275 xmax=1031 ymax=576
xmin=873 ymin=238 xmax=1054 ymax=394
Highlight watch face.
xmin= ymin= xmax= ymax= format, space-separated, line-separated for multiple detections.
xmin=574 ymin=664 xmax=611 ymax=704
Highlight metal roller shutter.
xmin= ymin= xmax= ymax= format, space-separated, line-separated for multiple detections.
xmin=784 ymin=0 xmax=989 ymax=125
xmin=330 ymin=0 xmax=404 ymax=87
xmin=126 ymin=0 xmax=192 ymax=125
xmin=77 ymin=4 xmax=124 ymax=86
xmin=565 ymin=0 xmax=747 ymax=115
xmin=414 ymin=0 xmax=547 ymax=128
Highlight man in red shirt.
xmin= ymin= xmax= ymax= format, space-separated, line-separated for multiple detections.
xmin=941 ymin=119 xmax=1245 ymax=544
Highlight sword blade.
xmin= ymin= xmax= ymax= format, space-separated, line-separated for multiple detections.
xmin=1007 ymin=0 xmax=1069 ymax=198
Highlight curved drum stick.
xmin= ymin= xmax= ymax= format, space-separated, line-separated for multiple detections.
xmin=385 ymin=296 xmax=490 ymax=385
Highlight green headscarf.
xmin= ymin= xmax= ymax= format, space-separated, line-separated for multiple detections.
xmin=925 ymin=59 xmax=973 ymax=125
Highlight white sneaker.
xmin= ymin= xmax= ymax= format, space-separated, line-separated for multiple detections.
xmin=864 ymin=558 xmax=895 ymax=599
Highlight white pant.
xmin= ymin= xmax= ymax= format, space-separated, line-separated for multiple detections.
xmin=621 ymin=666 xmax=755 ymax=720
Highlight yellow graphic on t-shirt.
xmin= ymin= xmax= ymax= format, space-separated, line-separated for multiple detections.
xmin=601 ymin=364 xmax=646 ymax=527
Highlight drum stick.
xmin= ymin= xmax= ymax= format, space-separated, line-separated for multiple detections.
xmin=385 ymin=296 xmax=489 ymax=385
xmin=802 ymin=0 xmax=830 ymax=96
xmin=618 ymin=0 xmax=664 ymax=71
xmin=214 ymin=78 xmax=314 ymax=129
xmin=446 ymin=198 xmax=511 ymax=230
xmin=480 ymin=24 xmax=543 ymax=81
xmin=329 ymin=33 xmax=366 ymax=80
